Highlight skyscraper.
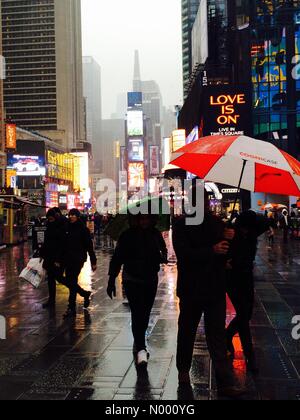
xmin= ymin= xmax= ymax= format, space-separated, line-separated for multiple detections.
xmin=1 ymin=0 xmax=85 ymax=149
xmin=0 ymin=4 xmax=5 ymax=187
xmin=182 ymin=0 xmax=200 ymax=99
xmin=83 ymin=56 xmax=102 ymax=167
xmin=132 ymin=51 xmax=162 ymax=146
xmin=133 ymin=50 xmax=142 ymax=92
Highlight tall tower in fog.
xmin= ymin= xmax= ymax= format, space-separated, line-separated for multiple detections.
xmin=1 ymin=0 xmax=85 ymax=149
xmin=83 ymin=56 xmax=102 ymax=165
xmin=133 ymin=50 xmax=142 ymax=92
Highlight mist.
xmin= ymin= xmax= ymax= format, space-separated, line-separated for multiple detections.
xmin=81 ymin=0 xmax=183 ymax=119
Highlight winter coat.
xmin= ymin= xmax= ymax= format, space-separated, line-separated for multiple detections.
xmin=40 ymin=220 xmax=65 ymax=270
xmin=172 ymin=214 xmax=226 ymax=301
xmin=109 ymin=227 xmax=168 ymax=282
xmin=63 ymin=220 xmax=97 ymax=267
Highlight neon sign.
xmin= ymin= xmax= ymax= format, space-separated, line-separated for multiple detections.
xmin=210 ymin=94 xmax=246 ymax=126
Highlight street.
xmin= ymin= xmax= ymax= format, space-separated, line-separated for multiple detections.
xmin=0 ymin=234 xmax=300 ymax=400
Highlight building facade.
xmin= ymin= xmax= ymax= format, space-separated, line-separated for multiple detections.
xmin=1 ymin=0 xmax=85 ymax=150
xmin=182 ymin=0 xmax=200 ymax=99
xmin=83 ymin=56 xmax=102 ymax=169
xmin=0 ymin=4 xmax=5 ymax=188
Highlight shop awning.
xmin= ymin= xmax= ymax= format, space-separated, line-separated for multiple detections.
xmin=0 ymin=196 xmax=45 ymax=208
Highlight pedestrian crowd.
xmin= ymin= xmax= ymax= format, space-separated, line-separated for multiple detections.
xmin=39 ymin=199 xmax=289 ymax=398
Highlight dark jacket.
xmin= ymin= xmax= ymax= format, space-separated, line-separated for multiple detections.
xmin=172 ymin=213 xmax=226 ymax=300
xmin=40 ymin=220 xmax=65 ymax=270
xmin=109 ymin=227 xmax=168 ymax=281
xmin=63 ymin=220 xmax=97 ymax=266
xmin=230 ymin=213 xmax=270 ymax=272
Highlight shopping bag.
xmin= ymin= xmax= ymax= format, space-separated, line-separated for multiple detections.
xmin=19 ymin=258 xmax=46 ymax=289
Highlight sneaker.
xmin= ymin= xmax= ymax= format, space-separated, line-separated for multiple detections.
xmin=63 ymin=308 xmax=77 ymax=319
xmin=218 ymin=385 xmax=247 ymax=398
xmin=136 ymin=350 xmax=148 ymax=367
xmin=83 ymin=291 xmax=92 ymax=310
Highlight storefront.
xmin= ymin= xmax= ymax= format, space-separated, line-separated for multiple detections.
xmin=0 ymin=188 xmax=27 ymax=246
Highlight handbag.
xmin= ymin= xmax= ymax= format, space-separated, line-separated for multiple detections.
xmin=19 ymin=258 xmax=46 ymax=289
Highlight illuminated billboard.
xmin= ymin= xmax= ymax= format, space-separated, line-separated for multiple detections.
xmin=71 ymin=152 xmax=90 ymax=204
xmin=128 ymin=138 xmax=144 ymax=162
xmin=149 ymin=146 xmax=160 ymax=176
xmin=203 ymin=86 xmax=252 ymax=136
xmin=186 ymin=126 xmax=199 ymax=144
xmin=171 ymin=130 xmax=186 ymax=152
xmin=6 ymin=124 xmax=17 ymax=150
xmin=128 ymin=92 xmax=143 ymax=108
xmin=7 ymin=154 xmax=46 ymax=176
xmin=127 ymin=110 xmax=144 ymax=136
xmin=251 ymin=4 xmax=300 ymax=135
xmin=128 ymin=162 xmax=145 ymax=191
xmin=67 ymin=193 xmax=84 ymax=211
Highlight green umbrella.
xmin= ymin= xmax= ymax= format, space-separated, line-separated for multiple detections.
xmin=104 ymin=196 xmax=171 ymax=241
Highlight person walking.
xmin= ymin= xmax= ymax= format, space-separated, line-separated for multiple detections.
xmin=226 ymin=211 xmax=270 ymax=373
xmin=172 ymin=192 xmax=244 ymax=398
xmin=40 ymin=209 xmax=65 ymax=309
xmin=62 ymin=209 xmax=97 ymax=318
xmin=280 ymin=209 xmax=290 ymax=243
xmin=107 ymin=214 xmax=168 ymax=367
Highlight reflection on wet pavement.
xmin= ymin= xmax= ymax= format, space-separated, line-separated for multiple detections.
xmin=0 ymin=234 xmax=300 ymax=400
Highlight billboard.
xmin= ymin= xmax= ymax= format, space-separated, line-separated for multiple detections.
xmin=45 ymin=191 xmax=59 ymax=209
xmin=127 ymin=110 xmax=144 ymax=136
xmin=7 ymin=154 xmax=46 ymax=176
xmin=128 ymin=92 xmax=143 ymax=108
xmin=6 ymin=124 xmax=17 ymax=150
xmin=6 ymin=169 xmax=17 ymax=188
xmin=171 ymin=130 xmax=186 ymax=152
xmin=71 ymin=152 xmax=90 ymax=204
xmin=128 ymin=138 xmax=144 ymax=162
xmin=128 ymin=162 xmax=145 ymax=191
xmin=149 ymin=146 xmax=160 ymax=176
xmin=251 ymin=5 xmax=300 ymax=135
xmin=186 ymin=126 xmax=199 ymax=144
xmin=203 ymin=85 xmax=252 ymax=136
xmin=67 ymin=193 xmax=84 ymax=211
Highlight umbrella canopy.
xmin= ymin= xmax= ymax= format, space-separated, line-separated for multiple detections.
xmin=104 ymin=196 xmax=171 ymax=241
xmin=260 ymin=203 xmax=287 ymax=211
xmin=170 ymin=135 xmax=300 ymax=196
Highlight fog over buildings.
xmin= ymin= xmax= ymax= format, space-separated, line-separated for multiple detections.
xmin=81 ymin=0 xmax=183 ymax=120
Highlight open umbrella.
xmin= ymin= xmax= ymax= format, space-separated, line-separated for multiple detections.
xmin=170 ymin=135 xmax=300 ymax=206
xmin=104 ymin=196 xmax=170 ymax=241
xmin=260 ymin=203 xmax=287 ymax=211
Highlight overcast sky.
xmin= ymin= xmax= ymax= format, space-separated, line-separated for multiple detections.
xmin=81 ymin=0 xmax=183 ymax=119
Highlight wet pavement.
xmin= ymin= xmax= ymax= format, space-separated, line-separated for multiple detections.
xmin=0 ymin=233 xmax=300 ymax=400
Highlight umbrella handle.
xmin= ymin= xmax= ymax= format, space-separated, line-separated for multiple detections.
xmin=230 ymin=159 xmax=247 ymax=223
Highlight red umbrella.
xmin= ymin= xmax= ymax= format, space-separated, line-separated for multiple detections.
xmin=170 ymin=135 xmax=300 ymax=197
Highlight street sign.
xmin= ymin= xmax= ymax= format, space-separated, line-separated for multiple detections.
xmin=0 ymin=187 xmax=14 ymax=196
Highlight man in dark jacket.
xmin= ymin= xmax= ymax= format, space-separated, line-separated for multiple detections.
xmin=226 ymin=211 xmax=270 ymax=373
xmin=107 ymin=214 xmax=168 ymax=367
xmin=173 ymin=195 xmax=244 ymax=397
xmin=62 ymin=209 xmax=97 ymax=318
xmin=40 ymin=209 xmax=65 ymax=308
